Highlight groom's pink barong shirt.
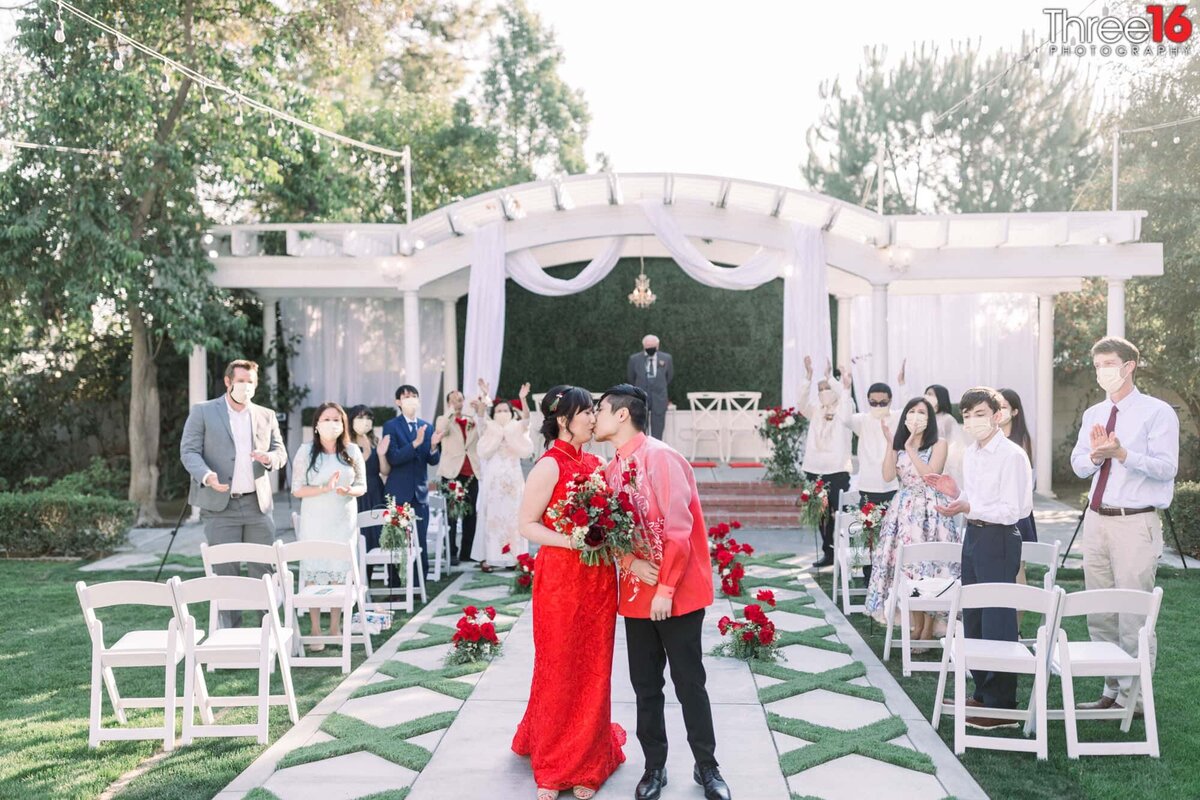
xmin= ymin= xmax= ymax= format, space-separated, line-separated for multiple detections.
xmin=605 ymin=432 xmax=714 ymax=619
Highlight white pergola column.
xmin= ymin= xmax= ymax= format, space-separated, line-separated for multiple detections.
xmin=442 ymin=298 xmax=459 ymax=397
xmin=1106 ymin=278 xmax=1126 ymax=338
xmin=836 ymin=295 xmax=852 ymax=370
xmin=188 ymin=344 xmax=208 ymax=408
xmin=1036 ymin=294 xmax=1056 ymax=497
xmin=871 ymin=284 xmax=889 ymax=382
xmin=261 ymin=296 xmax=278 ymax=391
xmin=403 ymin=290 xmax=422 ymax=391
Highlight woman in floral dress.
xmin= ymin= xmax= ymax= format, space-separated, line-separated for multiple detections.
xmin=864 ymin=397 xmax=960 ymax=642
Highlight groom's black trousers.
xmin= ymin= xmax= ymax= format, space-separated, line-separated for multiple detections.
xmin=624 ymin=608 xmax=718 ymax=770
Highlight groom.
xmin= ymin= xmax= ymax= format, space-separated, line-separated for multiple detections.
xmin=595 ymin=384 xmax=731 ymax=800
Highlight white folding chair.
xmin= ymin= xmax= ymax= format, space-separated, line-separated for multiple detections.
xmin=275 ymin=539 xmax=374 ymax=673
xmin=1019 ymin=540 xmax=1061 ymax=646
xmin=427 ymin=493 xmax=450 ymax=582
xmin=931 ymin=582 xmax=1064 ymax=759
xmin=723 ymin=391 xmax=762 ymax=461
xmin=200 ymin=542 xmax=288 ymax=670
xmin=173 ymin=575 xmax=298 ymax=744
xmin=882 ymin=541 xmax=963 ymax=675
xmin=76 ymin=578 xmax=203 ymax=751
xmin=686 ymin=392 xmax=726 ymax=462
xmin=830 ymin=496 xmax=866 ymax=615
xmin=1044 ymin=587 xmax=1163 ymax=758
xmin=357 ymin=508 xmax=427 ymax=614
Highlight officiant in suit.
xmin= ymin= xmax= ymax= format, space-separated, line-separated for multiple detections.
xmin=382 ymin=384 xmax=443 ymax=581
xmin=628 ymin=334 xmax=674 ymax=440
xmin=180 ymin=359 xmax=288 ymax=626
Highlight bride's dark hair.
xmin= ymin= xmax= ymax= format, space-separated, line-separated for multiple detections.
xmin=539 ymin=385 xmax=594 ymax=445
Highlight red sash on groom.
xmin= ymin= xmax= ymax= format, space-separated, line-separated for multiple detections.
xmin=604 ymin=432 xmax=714 ymax=619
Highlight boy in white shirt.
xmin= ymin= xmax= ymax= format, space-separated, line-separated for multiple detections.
xmin=799 ymin=356 xmax=853 ymax=568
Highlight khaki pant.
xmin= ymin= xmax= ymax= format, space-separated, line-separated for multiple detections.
xmin=1081 ymin=508 xmax=1162 ymax=702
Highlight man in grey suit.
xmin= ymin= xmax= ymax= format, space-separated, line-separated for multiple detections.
xmin=627 ymin=334 xmax=674 ymax=440
xmin=180 ymin=359 xmax=288 ymax=626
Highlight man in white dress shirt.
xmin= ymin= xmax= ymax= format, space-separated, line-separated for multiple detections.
xmin=843 ymin=360 xmax=907 ymax=508
xmin=927 ymin=386 xmax=1032 ymax=727
xmin=799 ymin=357 xmax=854 ymax=568
xmin=1070 ymin=336 xmax=1178 ymax=712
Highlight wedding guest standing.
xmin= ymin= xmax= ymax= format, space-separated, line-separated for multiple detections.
xmin=291 ymin=403 xmax=366 ymax=647
xmin=996 ymin=389 xmax=1039 ymax=604
xmin=843 ymin=359 xmax=907 ymax=507
xmin=799 ymin=356 xmax=853 ymax=569
xmin=472 ymin=381 xmax=534 ymax=571
xmin=383 ymin=385 xmax=443 ymax=580
xmin=927 ymin=387 xmax=1032 ymax=729
xmin=435 ymin=389 xmax=481 ymax=566
xmin=1070 ymin=337 xmax=1178 ymax=713
xmin=180 ymin=358 xmax=288 ymax=627
xmin=926 ymin=382 xmax=965 ymax=490
xmin=349 ymin=405 xmax=391 ymax=581
xmin=628 ymin=335 xmax=674 ymax=440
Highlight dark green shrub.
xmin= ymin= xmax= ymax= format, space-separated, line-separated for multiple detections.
xmin=0 ymin=491 xmax=134 ymax=558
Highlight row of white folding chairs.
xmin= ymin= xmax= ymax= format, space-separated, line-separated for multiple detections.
xmin=202 ymin=537 xmax=374 ymax=674
xmin=76 ymin=574 xmax=298 ymax=752
xmin=683 ymin=391 xmax=762 ymax=462
xmin=930 ymin=582 xmax=1162 ymax=760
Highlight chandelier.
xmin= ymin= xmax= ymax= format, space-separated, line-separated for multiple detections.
xmin=628 ymin=255 xmax=656 ymax=308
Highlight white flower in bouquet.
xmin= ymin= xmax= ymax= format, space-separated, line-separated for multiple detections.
xmin=781 ymin=415 xmax=795 ymax=428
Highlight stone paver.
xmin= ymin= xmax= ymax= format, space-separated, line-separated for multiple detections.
xmin=767 ymin=689 xmax=891 ymax=731
xmin=338 ymin=686 xmax=462 ymax=727
xmin=786 ymin=753 xmax=948 ymax=800
xmin=262 ymin=751 xmax=418 ymax=800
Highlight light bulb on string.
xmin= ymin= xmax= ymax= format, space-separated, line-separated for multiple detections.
xmin=349 ymin=151 xmax=358 ymax=163
xmin=1000 ymin=87 xmax=1010 ymax=99
xmin=980 ymin=104 xmax=989 ymax=114
xmin=311 ymin=139 xmax=320 ymax=154
xmin=1151 ymin=139 xmax=1158 ymax=148
xmin=200 ymin=87 xmax=212 ymax=114
xmin=290 ymin=130 xmax=300 ymax=149
xmin=1174 ymin=135 xmax=1181 ymax=144
xmin=160 ymin=74 xmax=172 ymax=94
xmin=267 ymin=120 xmax=278 ymax=137
xmin=331 ymin=145 xmax=339 ymax=158
xmin=234 ymin=98 xmax=244 ymax=126
xmin=112 ymin=53 xmax=124 ymax=71
xmin=53 ymin=24 xmax=65 ymax=43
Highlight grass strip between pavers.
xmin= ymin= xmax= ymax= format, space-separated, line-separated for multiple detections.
xmin=772 ymin=624 xmax=852 ymax=655
xmin=434 ymin=594 xmax=528 ymax=618
xmin=753 ymin=661 xmax=883 ymax=704
xmin=394 ymin=620 xmax=514 ymax=652
xmin=768 ymin=712 xmax=936 ymax=775
xmin=245 ymin=789 xmax=282 ymax=800
xmin=352 ymin=660 xmax=488 ymax=700
xmin=731 ymin=593 xmax=823 ymax=619
xmin=355 ymin=790 xmax=411 ymax=800
xmin=276 ymin=710 xmax=457 ymax=771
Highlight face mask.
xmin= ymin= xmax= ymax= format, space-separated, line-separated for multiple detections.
xmin=229 ymin=381 xmax=256 ymax=404
xmin=904 ymin=413 xmax=927 ymax=433
xmin=645 ymin=347 xmax=658 ymax=357
xmin=963 ymin=415 xmax=995 ymax=441
xmin=352 ymin=418 xmax=373 ymax=435
xmin=494 ymin=410 xmax=513 ymax=424
xmin=924 ymin=394 xmax=939 ymax=412
xmin=996 ymin=409 xmax=1012 ymax=427
xmin=317 ymin=420 xmax=343 ymax=440
xmin=1096 ymin=364 xmax=1129 ymax=395
xmin=869 ymin=406 xmax=890 ymax=420
xmin=818 ymin=390 xmax=837 ymax=407
xmin=399 ymin=397 xmax=420 ymax=417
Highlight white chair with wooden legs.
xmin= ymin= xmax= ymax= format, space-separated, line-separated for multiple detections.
xmin=357 ymin=508 xmax=426 ymax=614
xmin=723 ymin=391 xmax=762 ymax=461
xmin=172 ymin=575 xmax=298 ymax=745
xmin=931 ymin=582 xmax=1064 ymax=760
xmin=1043 ymin=587 xmax=1163 ymax=757
xmin=685 ymin=392 xmax=726 ymax=462
xmin=199 ymin=542 xmax=288 ymax=671
xmin=76 ymin=578 xmax=203 ymax=751
xmin=882 ymin=541 xmax=963 ymax=675
xmin=427 ymin=493 xmax=450 ymax=582
xmin=275 ymin=538 xmax=373 ymax=673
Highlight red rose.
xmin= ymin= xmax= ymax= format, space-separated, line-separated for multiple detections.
xmin=814 ymin=480 xmax=825 ymax=491
xmin=730 ymin=562 xmax=745 ymax=579
xmin=744 ymin=604 xmax=767 ymax=625
xmin=800 ymin=492 xmax=810 ymax=502
xmin=731 ymin=520 xmax=742 ymax=529
xmin=716 ymin=549 xmax=735 ymax=568
xmin=758 ymin=626 xmax=774 ymax=645
xmin=452 ymin=631 xmax=462 ymax=643
xmin=448 ymin=481 xmax=457 ymax=490
xmin=501 ymin=544 xmax=511 ymax=554
xmin=572 ymin=508 xmax=590 ymax=526
xmin=742 ymin=631 xmax=755 ymax=643
xmin=718 ymin=522 xmax=731 ymax=535
xmin=484 ymin=606 xmax=496 ymax=619
xmin=589 ymin=494 xmax=608 ymax=509
xmin=463 ymin=605 xmax=478 ymax=617
xmin=464 ymin=625 xmax=481 ymax=642
xmin=518 ymin=575 xmax=532 ymax=587
xmin=756 ymin=589 xmax=776 ymax=607
xmin=862 ymin=502 xmax=875 ymax=514
xmin=481 ymin=622 xmax=497 ymax=642
xmin=717 ymin=615 xmax=731 ymax=635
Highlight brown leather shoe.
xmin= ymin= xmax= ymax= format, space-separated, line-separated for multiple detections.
xmin=965 ymin=698 xmax=984 ymax=708
xmin=1076 ymin=695 xmax=1118 ymax=710
xmin=965 ymin=716 xmax=1020 ymax=730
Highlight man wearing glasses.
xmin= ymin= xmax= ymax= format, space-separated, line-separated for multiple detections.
xmin=844 ymin=360 xmax=906 ymax=509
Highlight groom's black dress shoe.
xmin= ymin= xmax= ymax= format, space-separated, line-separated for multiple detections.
xmin=635 ymin=768 xmax=667 ymax=800
xmin=694 ymin=764 xmax=731 ymax=800
xmin=811 ymin=555 xmax=834 ymax=569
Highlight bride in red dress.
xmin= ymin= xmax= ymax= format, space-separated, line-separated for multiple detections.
xmin=512 ymin=385 xmax=626 ymax=800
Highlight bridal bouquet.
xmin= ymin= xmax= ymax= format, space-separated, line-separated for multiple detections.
xmin=438 ymin=477 xmax=473 ymax=520
xmin=447 ymin=605 xmax=501 ymax=664
xmin=380 ymin=495 xmax=417 ymax=555
xmin=795 ymin=478 xmax=829 ymax=530
xmin=545 ymin=468 xmax=637 ymax=566
xmin=713 ymin=592 xmax=779 ymax=662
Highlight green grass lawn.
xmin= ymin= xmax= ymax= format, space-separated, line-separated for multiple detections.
xmin=842 ymin=566 xmax=1200 ymax=800
xmin=0 ymin=560 xmax=455 ymax=800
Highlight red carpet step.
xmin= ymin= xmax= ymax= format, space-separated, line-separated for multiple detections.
xmin=697 ymin=481 xmax=800 ymax=529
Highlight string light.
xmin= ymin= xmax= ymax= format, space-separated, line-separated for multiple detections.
xmin=199 ymin=86 xmax=212 ymax=114
xmin=52 ymin=2 xmax=65 ymax=43
xmin=112 ymin=52 xmax=123 ymax=71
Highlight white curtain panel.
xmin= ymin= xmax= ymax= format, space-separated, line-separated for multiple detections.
xmin=279 ymin=297 xmax=446 ymax=421
xmin=507 ymin=237 xmax=626 ymax=296
xmin=461 ymin=222 xmax=507 ymax=401
xmin=848 ymin=293 xmax=1039 ymax=444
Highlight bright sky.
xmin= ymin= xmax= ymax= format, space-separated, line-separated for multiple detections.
xmin=524 ymin=0 xmax=1083 ymax=188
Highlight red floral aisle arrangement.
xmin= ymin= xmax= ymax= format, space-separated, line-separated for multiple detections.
xmin=713 ymin=595 xmax=778 ymax=661
xmin=512 ymin=553 xmax=535 ymax=594
xmin=851 ymin=501 xmax=886 ymax=568
xmin=545 ymin=467 xmax=637 ymax=566
xmin=758 ymin=406 xmax=808 ymax=487
xmin=708 ymin=520 xmax=752 ymax=597
xmin=447 ymin=605 xmax=501 ymax=665
xmin=438 ymin=477 xmax=474 ymax=520
xmin=795 ymin=477 xmax=829 ymax=530
xmin=380 ymin=495 xmax=417 ymax=555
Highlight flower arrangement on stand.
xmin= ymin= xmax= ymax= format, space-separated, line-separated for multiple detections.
xmin=512 ymin=552 xmax=535 ymax=594
xmin=758 ymin=406 xmax=808 ymax=487
xmin=713 ymin=590 xmax=779 ymax=661
xmin=709 ymin=520 xmax=753 ymax=597
xmin=851 ymin=501 xmax=886 ymax=578
xmin=545 ymin=468 xmax=636 ymax=565
xmin=438 ymin=477 xmax=474 ymax=521
xmin=380 ymin=495 xmax=417 ymax=557
xmin=447 ymin=605 xmax=501 ymax=664
xmin=795 ymin=478 xmax=829 ymax=530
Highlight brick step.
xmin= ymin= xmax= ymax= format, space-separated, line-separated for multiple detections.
xmin=698 ymin=494 xmax=799 ymax=510
xmin=695 ymin=482 xmax=798 ymax=496
xmin=703 ymin=510 xmax=800 ymax=528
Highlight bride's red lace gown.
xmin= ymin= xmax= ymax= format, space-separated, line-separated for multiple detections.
xmin=512 ymin=440 xmax=626 ymax=790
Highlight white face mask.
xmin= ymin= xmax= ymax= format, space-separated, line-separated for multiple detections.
xmin=352 ymin=417 xmax=373 ymax=435
xmin=494 ymin=409 xmax=513 ymax=424
xmin=962 ymin=415 xmax=995 ymax=441
xmin=924 ymin=394 xmax=939 ymax=412
xmin=818 ymin=389 xmax=837 ymax=407
xmin=996 ymin=409 xmax=1012 ymax=427
xmin=869 ymin=406 xmax=890 ymax=420
xmin=229 ymin=381 xmax=256 ymax=404
xmin=399 ymin=397 xmax=420 ymax=417
xmin=1096 ymin=364 xmax=1129 ymax=395
xmin=904 ymin=412 xmax=927 ymax=433
xmin=317 ymin=420 xmax=343 ymax=440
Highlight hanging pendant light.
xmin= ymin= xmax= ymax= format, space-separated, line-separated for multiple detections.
xmin=628 ymin=254 xmax=656 ymax=308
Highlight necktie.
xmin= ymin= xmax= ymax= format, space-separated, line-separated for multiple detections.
xmin=646 ymin=357 xmax=656 ymax=379
xmin=1088 ymin=405 xmax=1120 ymax=512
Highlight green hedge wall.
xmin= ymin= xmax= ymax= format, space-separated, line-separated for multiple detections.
xmin=0 ymin=491 xmax=135 ymax=557
xmin=1171 ymin=482 xmax=1200 ymax=558
xmin=457 ymin=257 xmax=838 ymax=408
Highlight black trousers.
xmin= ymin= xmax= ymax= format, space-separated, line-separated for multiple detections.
xmin=625 ymin=609 xmax=717 ymax=770
xmin=449 ymin=474 xmax=479 ymax=560
xmin=859 ymin=489 xmax=897 ymax=507
xmin=805 ymin=471 xmax=851 ymax=558
xmin=961 ymin=523 xmax=1023 ymax=708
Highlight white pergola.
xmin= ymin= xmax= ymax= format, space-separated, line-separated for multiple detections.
xmin=202 ymin=172 xmax=1162 ymax=495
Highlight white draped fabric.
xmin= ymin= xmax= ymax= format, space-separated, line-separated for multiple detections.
xmin=462 ymin=206 xmax=831 ymax=408
xmin=279 ymin=297 xmax=446 ymax=421
xmin=848 ymin=293 xmax=1040 ymax=447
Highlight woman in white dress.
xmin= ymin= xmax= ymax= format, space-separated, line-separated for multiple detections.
xmin=472 ymin=381 xmax=533 ymax=572
xmin=291 ymin=402 xmax=366 ymax=647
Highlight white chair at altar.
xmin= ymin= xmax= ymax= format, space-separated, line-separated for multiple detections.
xmin=724 ymin=391 xmax=763 ymax=461
xmin=685 ymin=392 xmax=726 ymax=461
